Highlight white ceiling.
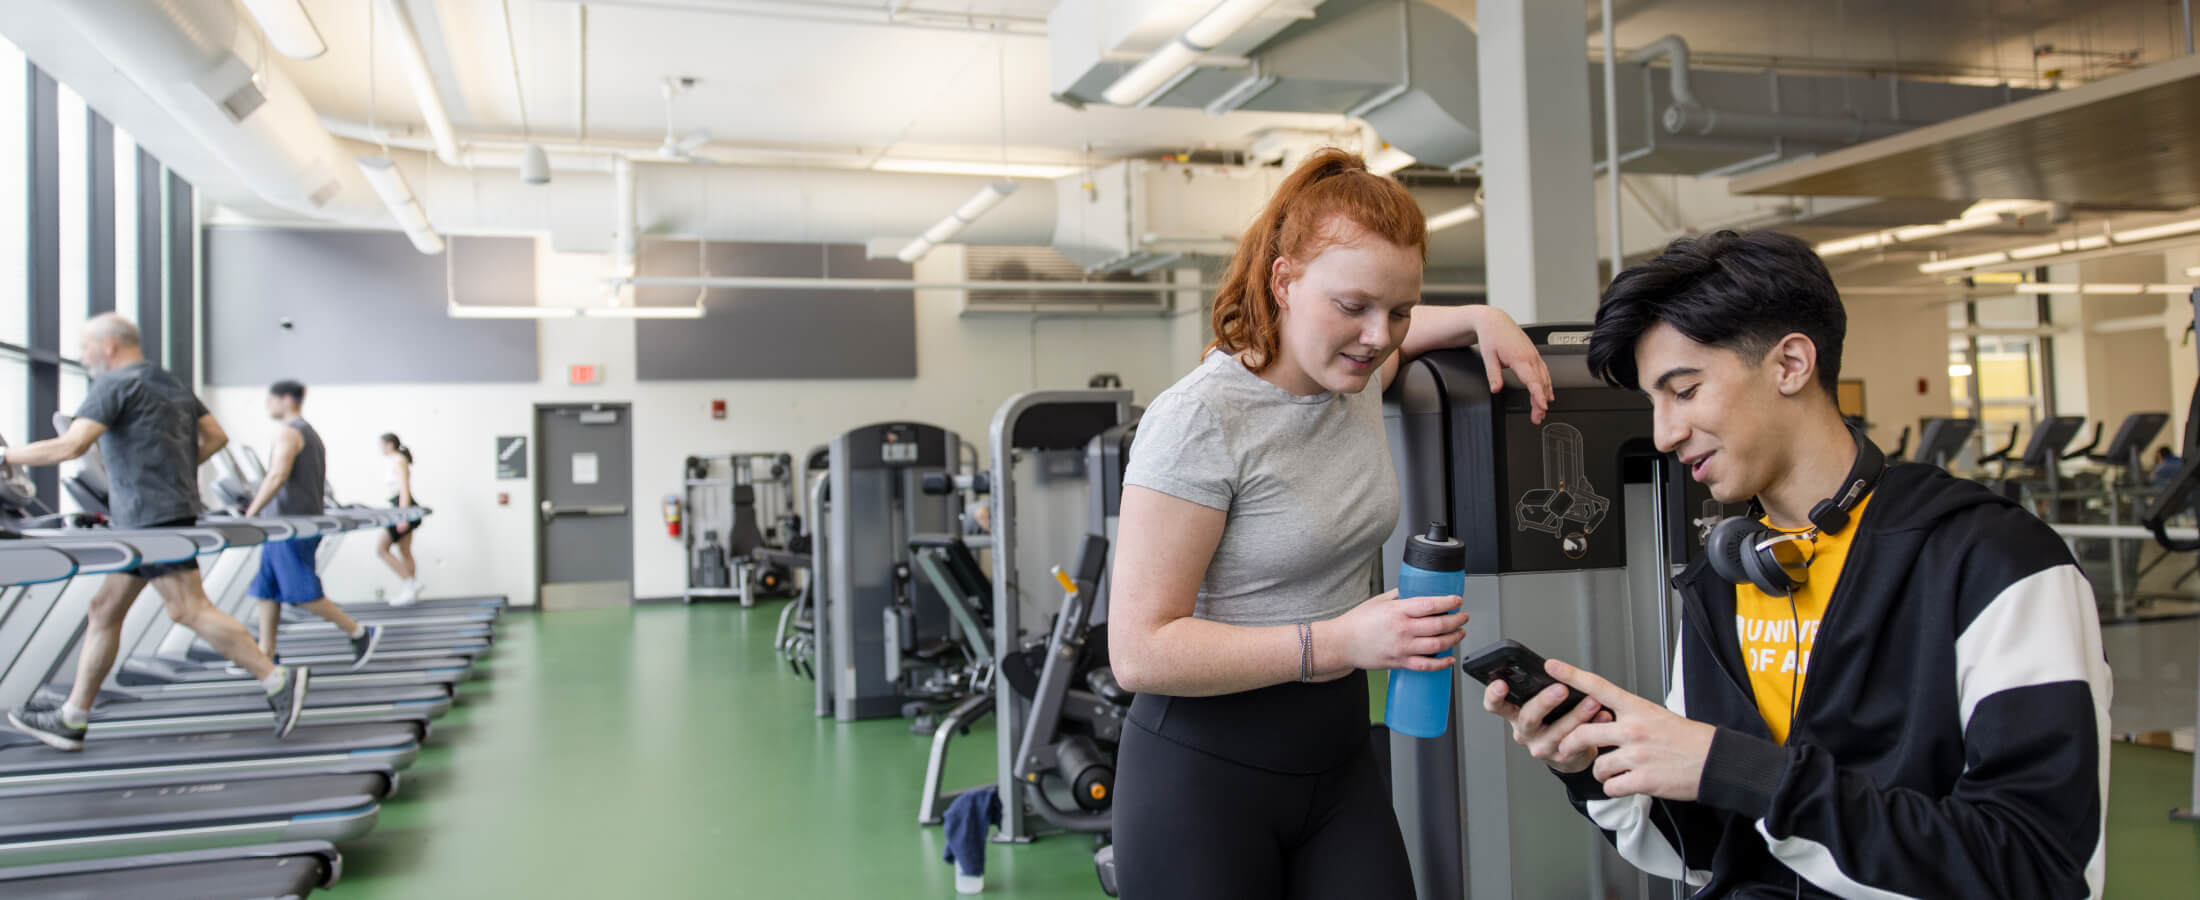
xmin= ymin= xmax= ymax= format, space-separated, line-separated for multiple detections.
xmin=282 ymin=0 xmax=1353 ymax=166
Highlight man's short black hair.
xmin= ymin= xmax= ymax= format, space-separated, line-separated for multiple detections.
xmin=269 ymin=380 xmax=306 ymax=403
xmin=1587 ymin=230 xmax=1845 ymax=398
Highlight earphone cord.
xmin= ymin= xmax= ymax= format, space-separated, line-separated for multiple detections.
xmin=1787 ymin=590 xmax=1804 ymax=900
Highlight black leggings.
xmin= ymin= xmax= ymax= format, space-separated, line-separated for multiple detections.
xmin=1112 ymin=672 xmax=1416 ymax=900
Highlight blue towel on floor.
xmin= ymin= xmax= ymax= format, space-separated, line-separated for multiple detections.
xmin=942 ymin=786 xmax=1001 ymax=878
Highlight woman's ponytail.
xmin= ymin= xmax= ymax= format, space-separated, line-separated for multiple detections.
xmin=1207 ymin=149 xmax=1428 ymax=374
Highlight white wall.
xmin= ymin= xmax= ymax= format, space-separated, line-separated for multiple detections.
xmin=204 ymin=242 xmax=1192 ymax=606
xmin=1837 ymin=293 xmax=1953 ymax=450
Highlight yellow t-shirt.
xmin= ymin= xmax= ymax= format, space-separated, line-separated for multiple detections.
xmin=1733 ymin=493 xmax=1871 ymax=744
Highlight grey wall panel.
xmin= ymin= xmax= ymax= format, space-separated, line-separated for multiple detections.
xmin=635 ymin=241 xmax=916 ymax=381
xmin=204 ymin=229 xmax=537 ymax=386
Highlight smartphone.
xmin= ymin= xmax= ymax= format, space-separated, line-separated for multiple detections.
xmin=1461 ymin=639 xmax=1589 ymax=726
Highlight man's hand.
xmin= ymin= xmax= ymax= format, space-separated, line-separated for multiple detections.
xmin=1552 ymin=659 xmax=1717 ymax=801
xmin=1482 ymin=673 xmax=1609 ymax=773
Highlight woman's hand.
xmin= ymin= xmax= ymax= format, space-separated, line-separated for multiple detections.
xmin=1468 ymin=306 xmax=1554 ymax=423
xmin=1327 ymin=590 xmax=1467 ymax=672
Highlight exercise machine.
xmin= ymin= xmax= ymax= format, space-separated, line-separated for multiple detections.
xmin=2138 ymin=289 xmax=2200 ymax=823
xmin=680 ymin=452 xmax=801 ymax=606
xmin=1911 ymin=416 xmax=1979 ymax=470
xmin=984 ymin=389 xmax=1135 ymax=843
xmin=819 ymin=423 xmax=967 ymax=722
xmin=1385 ymin=329 xmax=1714 ymax=900
xmin=1006 ymin=534 xmax=1128 ymax=895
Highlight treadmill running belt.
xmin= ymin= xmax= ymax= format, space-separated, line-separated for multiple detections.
xmin=0 ymin=723 xmax=422 ymax=776
xmin=0 ymin=772 xmax=388 ymax=841
xmin=0 ymin=854 xmax=331 ymax=899
xmin=81 ymin=686 xmax=448 ymax=721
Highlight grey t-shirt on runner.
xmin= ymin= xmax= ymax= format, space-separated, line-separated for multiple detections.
xmin=75 ymin=361 xmax=209 ymax=529
xmin=1123 ymin=351 xmax=1400 ymax=627
xmin=272 ymin=419 xmax=326 ymax=517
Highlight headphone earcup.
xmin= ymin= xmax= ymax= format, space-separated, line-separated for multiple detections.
xmin=1705 ymin=517 xmax=1757 ymax=586
xmin=1737 ymin=533 xmax=1798 ymax=596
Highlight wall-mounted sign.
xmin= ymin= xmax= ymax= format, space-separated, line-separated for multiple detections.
xmin=495 ymin=436 xmax=528 ymax=480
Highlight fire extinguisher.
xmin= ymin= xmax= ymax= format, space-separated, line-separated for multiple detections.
xmin=664 ymin=495 xmax=683 ymax=538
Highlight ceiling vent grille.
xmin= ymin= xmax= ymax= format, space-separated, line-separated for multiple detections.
xmin=959 ymin=245 xmax=1175 ymax=316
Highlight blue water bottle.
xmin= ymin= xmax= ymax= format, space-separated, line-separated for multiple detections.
xmin=1385 ymin=521 xmax=1468 ymax=739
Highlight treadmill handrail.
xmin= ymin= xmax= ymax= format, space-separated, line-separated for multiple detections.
xmin=2061 ymin=422 xmax=2103 ymax=461
xmin=0 ymin=545 xmax=78 ymax=586
xmin=20 ymin=537 xmax=143 ymax=573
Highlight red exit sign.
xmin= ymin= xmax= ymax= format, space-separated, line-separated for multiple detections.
xmin=569 ymin=364 xmax=600 ymax=385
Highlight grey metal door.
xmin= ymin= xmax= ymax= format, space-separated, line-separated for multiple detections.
xmin=535 ymin=404 xmax=634 ymax=608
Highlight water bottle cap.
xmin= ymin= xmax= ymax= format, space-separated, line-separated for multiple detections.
xmin=1404 ymin=520 xmax=1466 ymax=571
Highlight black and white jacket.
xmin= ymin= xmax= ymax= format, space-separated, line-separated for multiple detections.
xmin=1558 ymin=462 xmax=2111 ymax=898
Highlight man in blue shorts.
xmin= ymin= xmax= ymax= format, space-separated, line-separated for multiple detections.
xmin=244 ymin=379 xmax=381 ymax=668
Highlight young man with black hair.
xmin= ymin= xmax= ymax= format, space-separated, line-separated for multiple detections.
xmin=1481 ymin=230 xmax=2110 ymax=897
xmin=245 ymin=379 xmax=381 ymax=668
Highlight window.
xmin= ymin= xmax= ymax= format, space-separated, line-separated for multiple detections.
xmin=0 ymin=38 xmax=24 ymax=348
xmin=114 ymin=127 xmax=136 ymax=321
xmin=1947 ymin=294 xmax=2052 ymax=459
xmin=0 ymin=348 xmax=24 ymax=447
xmin=55 ymin=364 xmax=83 ymax=434
xmin=55 ymin=84 xmax=85 ymax=358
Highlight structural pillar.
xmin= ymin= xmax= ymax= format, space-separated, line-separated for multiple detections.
xmin=1475 ymin=0 xmax=1599 ymax=324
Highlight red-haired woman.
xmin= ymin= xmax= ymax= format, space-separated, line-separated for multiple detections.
xmin=1108 ymin=149 xmax=1555 ymax=897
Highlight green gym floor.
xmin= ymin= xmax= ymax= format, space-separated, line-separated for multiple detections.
xmin=327 ymin=604 xmax=2200 ymax=898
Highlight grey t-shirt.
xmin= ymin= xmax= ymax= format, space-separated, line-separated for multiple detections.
xmin=1123 ymin=351 xmax=1400 ymax=627
xmin=75 ymin=361 xmax=208 ymax=529
xmin=273 ymin=419 xmax=326 ymax=516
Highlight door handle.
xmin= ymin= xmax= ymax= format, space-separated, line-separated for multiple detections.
xmin=540 ymin=502 xmax=630 ymax=523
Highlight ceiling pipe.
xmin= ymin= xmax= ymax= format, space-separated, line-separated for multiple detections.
xmin=1629 ymin=34 xmax=1920 ymax=145
xmin=608 ymin=275 xmax=1488 ymax=294
xmin=612 ymin=156 xmax=638 ymax=278
xmin=44 ymin=0 xmax=381 ymax=221
xmin=374 ymin=0 xmax=462 ymax=167
xmin=542 ymin=0 xmax=1050 ymax=36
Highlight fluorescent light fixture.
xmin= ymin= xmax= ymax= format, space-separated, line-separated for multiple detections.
xmin=2010 ymin=282 xmax=2197 ymax=296
xmin=2111 ymin=217 xmax=2200 ymax=243
xmin=1917 ymin=251 xmax=2012 ymax=274
xmin=1916 ymin=217 xmax=2200 ymax=274
xmin=1367 ymin=145 xmax=1415 ymax=176
xmin=1948 ymin=363 xmax=1974 ymax=378
xmin=1961 ymin=198 xmax=2040 ymax=218
xmin=1101 ymin=0 xmax=1280 ymax=106
xmin=376 ymin=0 xmax=461 ymax=165
xmin=899 ymin=183 xmax=1018 ymax=263
xmin=355 ymin=155 xmax=444 ymax=255
xmin=447 ymin=304 xmax=577 ymax=319
xmin=240 ymin=0 xmax=326 ymax=60
xmin=1815 ymin=199 xmax=2053 ymax=258
xmin=871 ymin=159 xmax=1083 ymax=179
xmin=2186 ymin=265 xmax=2200 ymax=277
xmin=1425 ymin=204 xmax=1480 ymax=232
xmin=583 ymin=305 xmax=706 ymax=319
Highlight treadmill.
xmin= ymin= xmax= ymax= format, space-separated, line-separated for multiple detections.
xmin=34 ymin=437 xmax=482 ymax=682
xmin=233 ymin=446 xmax=507 ymax=616
xmin=0 ymin=536 xmax=429 ymax=793
xmin=4 ymin=524 xmax=452 ymax=739
xmin=119 ymin=445 xmax=495 ymax=665
xmin=0 ymin=841 xmax=343 ymax=899
xmin=0 ymin=540 xmax=400 ymax=869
